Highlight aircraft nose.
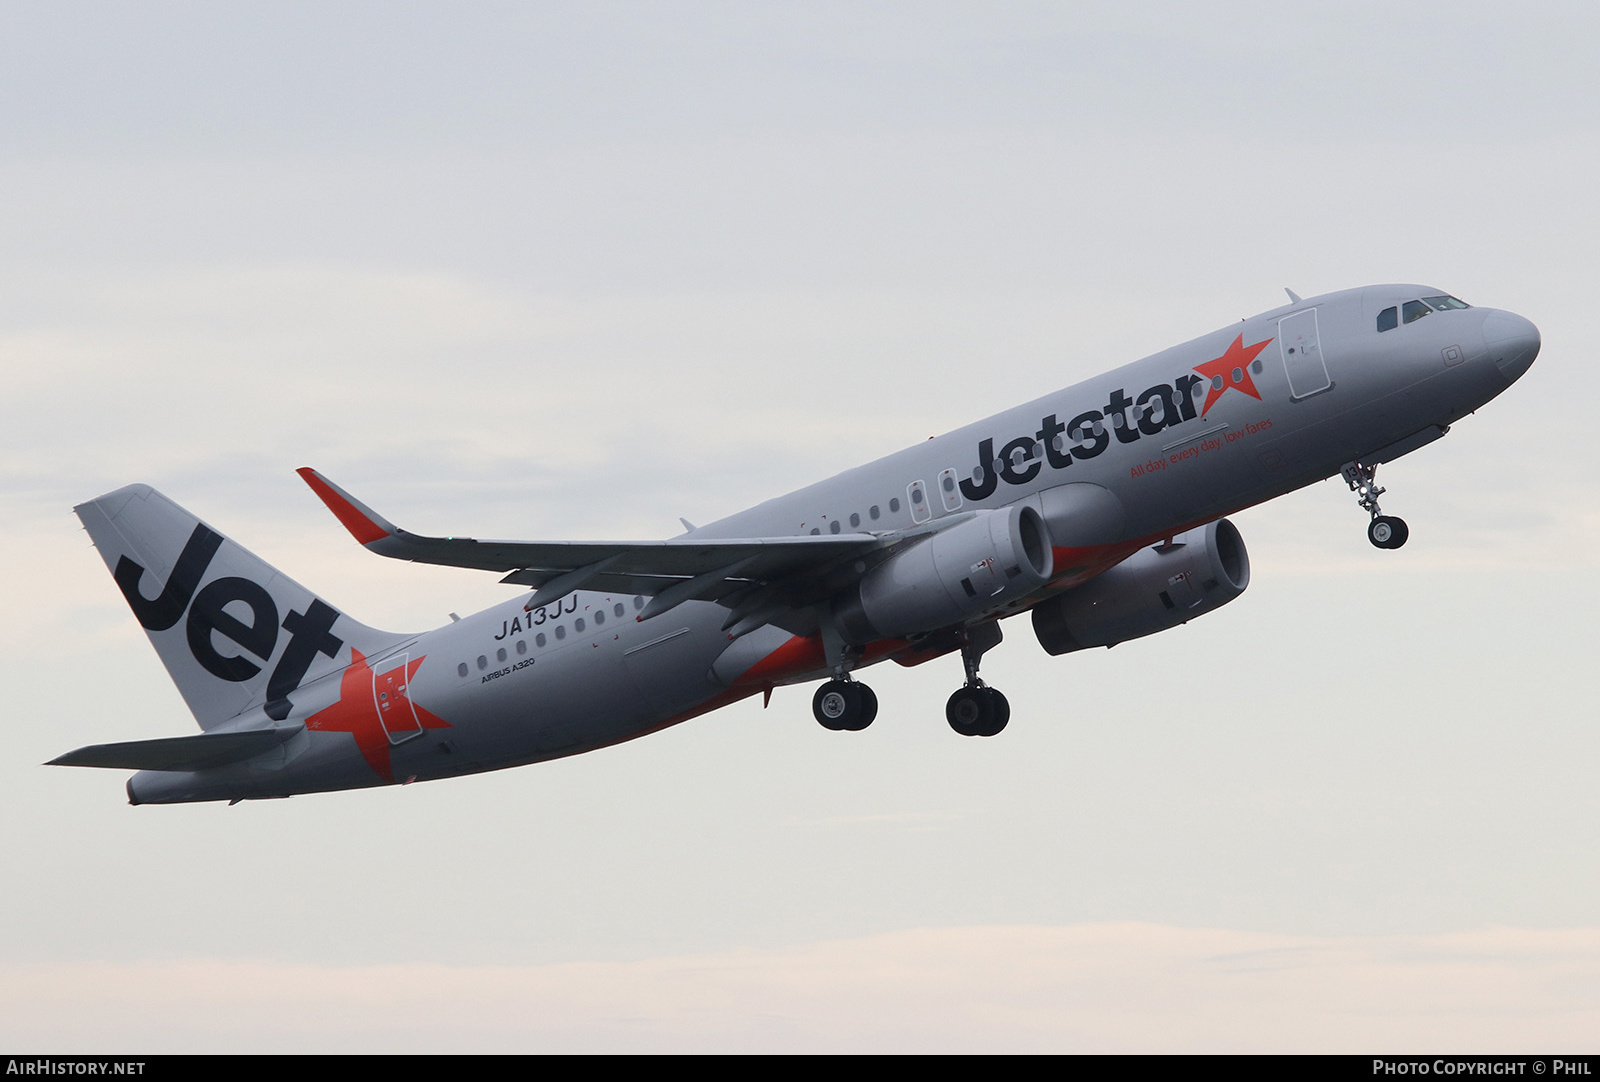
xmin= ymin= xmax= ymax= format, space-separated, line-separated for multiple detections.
xmin=1482 ymin=310 xmax=1541 ymax=383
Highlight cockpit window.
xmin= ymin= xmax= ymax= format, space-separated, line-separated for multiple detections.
xmin=1380 ymin=295 xmax=1467 ymax=332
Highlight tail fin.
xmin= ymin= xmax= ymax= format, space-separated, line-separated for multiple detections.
xmin=76 ymin=484 xmax=410 ymax=731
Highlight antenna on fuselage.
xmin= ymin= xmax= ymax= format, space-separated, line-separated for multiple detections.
xmin=1285 ymin=287 xmax=1303 ymax=303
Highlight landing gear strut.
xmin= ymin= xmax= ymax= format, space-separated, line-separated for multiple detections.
xmin=946 ymin=624 xmax=1008 ymax=737
xmin=811 ymin=619 xmax=878 ymax=731
xmin=1341 ymin=460 xmax=1409 ymax=550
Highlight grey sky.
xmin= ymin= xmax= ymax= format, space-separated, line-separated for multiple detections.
xmin=2 ymin=2 xmax=1596 ymax=1050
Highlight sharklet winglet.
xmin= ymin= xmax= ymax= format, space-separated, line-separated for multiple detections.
xmin=297 ymin=467 xmax=397 ymax=547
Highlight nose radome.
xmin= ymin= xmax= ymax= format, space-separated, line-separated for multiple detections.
xmin=1482 ymin=310 xmax=1541 ymax=383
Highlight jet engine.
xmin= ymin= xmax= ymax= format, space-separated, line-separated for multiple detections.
xmin=834 ymin=504 xmax=1053 ymax=644
xmin=1031 ymin=518 xmax=1249 ymax=655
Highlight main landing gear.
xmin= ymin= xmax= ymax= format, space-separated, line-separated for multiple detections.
xmin=946 ymin=685 xmax=1008 ymax=738
xmin=811 ymin=623 xmax=879 ymax=731
xmin=812 ymin=679 xmax=878 ymax=731
xmin=808 ymin=622 xmax=1011 ymax=737
xmin=1341 ymin=460 xmax=1409 ymax=550
xmin=946 ymin=624 xmax=1008 ymax=738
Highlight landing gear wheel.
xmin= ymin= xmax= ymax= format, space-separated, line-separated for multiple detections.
xmin=1368 ymin=516 xmax=1409 ymax=550
xmin=1345 ymin=462 xmax=1409 ymax=551
xmin=813 ymin=679 xmax=876 ymax=731
xmin=844 ymin=683 xmax=878 ymax=731
xmin=946 ymin=687 xmax=987 ymax=736
xmin=946 ymin=686 xmax=1008 ymax=737
xmin=984 ymin=687 xmax=1010 ymax=736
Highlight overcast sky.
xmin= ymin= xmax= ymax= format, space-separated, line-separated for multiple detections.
xmin=2 ymin=1 xmax=1597 ymax=1052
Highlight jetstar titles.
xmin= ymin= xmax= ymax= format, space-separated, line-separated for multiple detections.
xmin=959 ymin=336 xmax=1273 ymax=500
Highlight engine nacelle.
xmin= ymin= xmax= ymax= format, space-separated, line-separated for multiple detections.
xmin=834 ymin=504 xmax=1053 ymax=644
xmin=1031 ymin=518 xmax=1250 ymax=655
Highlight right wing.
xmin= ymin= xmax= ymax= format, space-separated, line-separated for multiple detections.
xmin=297 ymin=468 xmax=957 ymax=636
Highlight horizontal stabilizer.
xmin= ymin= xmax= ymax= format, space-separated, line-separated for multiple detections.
xmin=48 ymin=726 xmax=301 ymax=772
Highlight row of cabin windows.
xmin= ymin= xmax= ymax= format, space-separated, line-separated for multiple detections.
xmin=1377 ymin=294 xmax=1470 ymax=332
xmin=456 ymin=596 xmax=646 ymax=677
xmin=811 ymin=497 xmax=902 ymax=535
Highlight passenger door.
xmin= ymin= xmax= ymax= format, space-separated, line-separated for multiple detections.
xmin=1278 ymin=308 xmax=1332 ymax=400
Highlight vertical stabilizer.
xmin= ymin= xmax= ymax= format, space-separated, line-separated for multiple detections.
xmin=76 ymin=484 xmax=410 ymax=730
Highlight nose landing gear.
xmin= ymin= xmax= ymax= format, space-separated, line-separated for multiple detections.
xmin=1342 ymin=460 xmax=1409 ymax=550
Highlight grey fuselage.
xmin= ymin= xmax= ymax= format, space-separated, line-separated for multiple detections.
xmin=128 ymin=284 xmax=1539 ymax=804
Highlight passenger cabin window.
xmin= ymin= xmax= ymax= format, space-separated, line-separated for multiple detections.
xmin=1402 ymin=300 xmax=1431 ymax=325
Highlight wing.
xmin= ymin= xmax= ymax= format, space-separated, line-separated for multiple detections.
xmin=297 ymin=468 xmax=952 ymax=636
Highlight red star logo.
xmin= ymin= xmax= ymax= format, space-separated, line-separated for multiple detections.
xmin=1193 ymin=334 xmax=1274 ymax=416
xmin=306 ymin=649 xmax=451 ymax=783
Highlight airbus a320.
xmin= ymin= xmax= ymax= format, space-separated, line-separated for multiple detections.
xmin=53 ymin=284 xmax=1541 ymax=804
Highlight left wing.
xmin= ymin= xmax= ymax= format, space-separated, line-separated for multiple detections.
xmin=297 ymin=468 xmax=943 ymax=636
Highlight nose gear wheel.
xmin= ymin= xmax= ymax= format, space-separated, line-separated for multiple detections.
xmin=1342 ymin=460 xmax=1409 ymax=550
xmin=1368 ymin=515 xmax=1409 ymax=549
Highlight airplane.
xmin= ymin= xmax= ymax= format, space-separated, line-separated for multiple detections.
xmin=51 ymin=284 xmax=1541 ymax=805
